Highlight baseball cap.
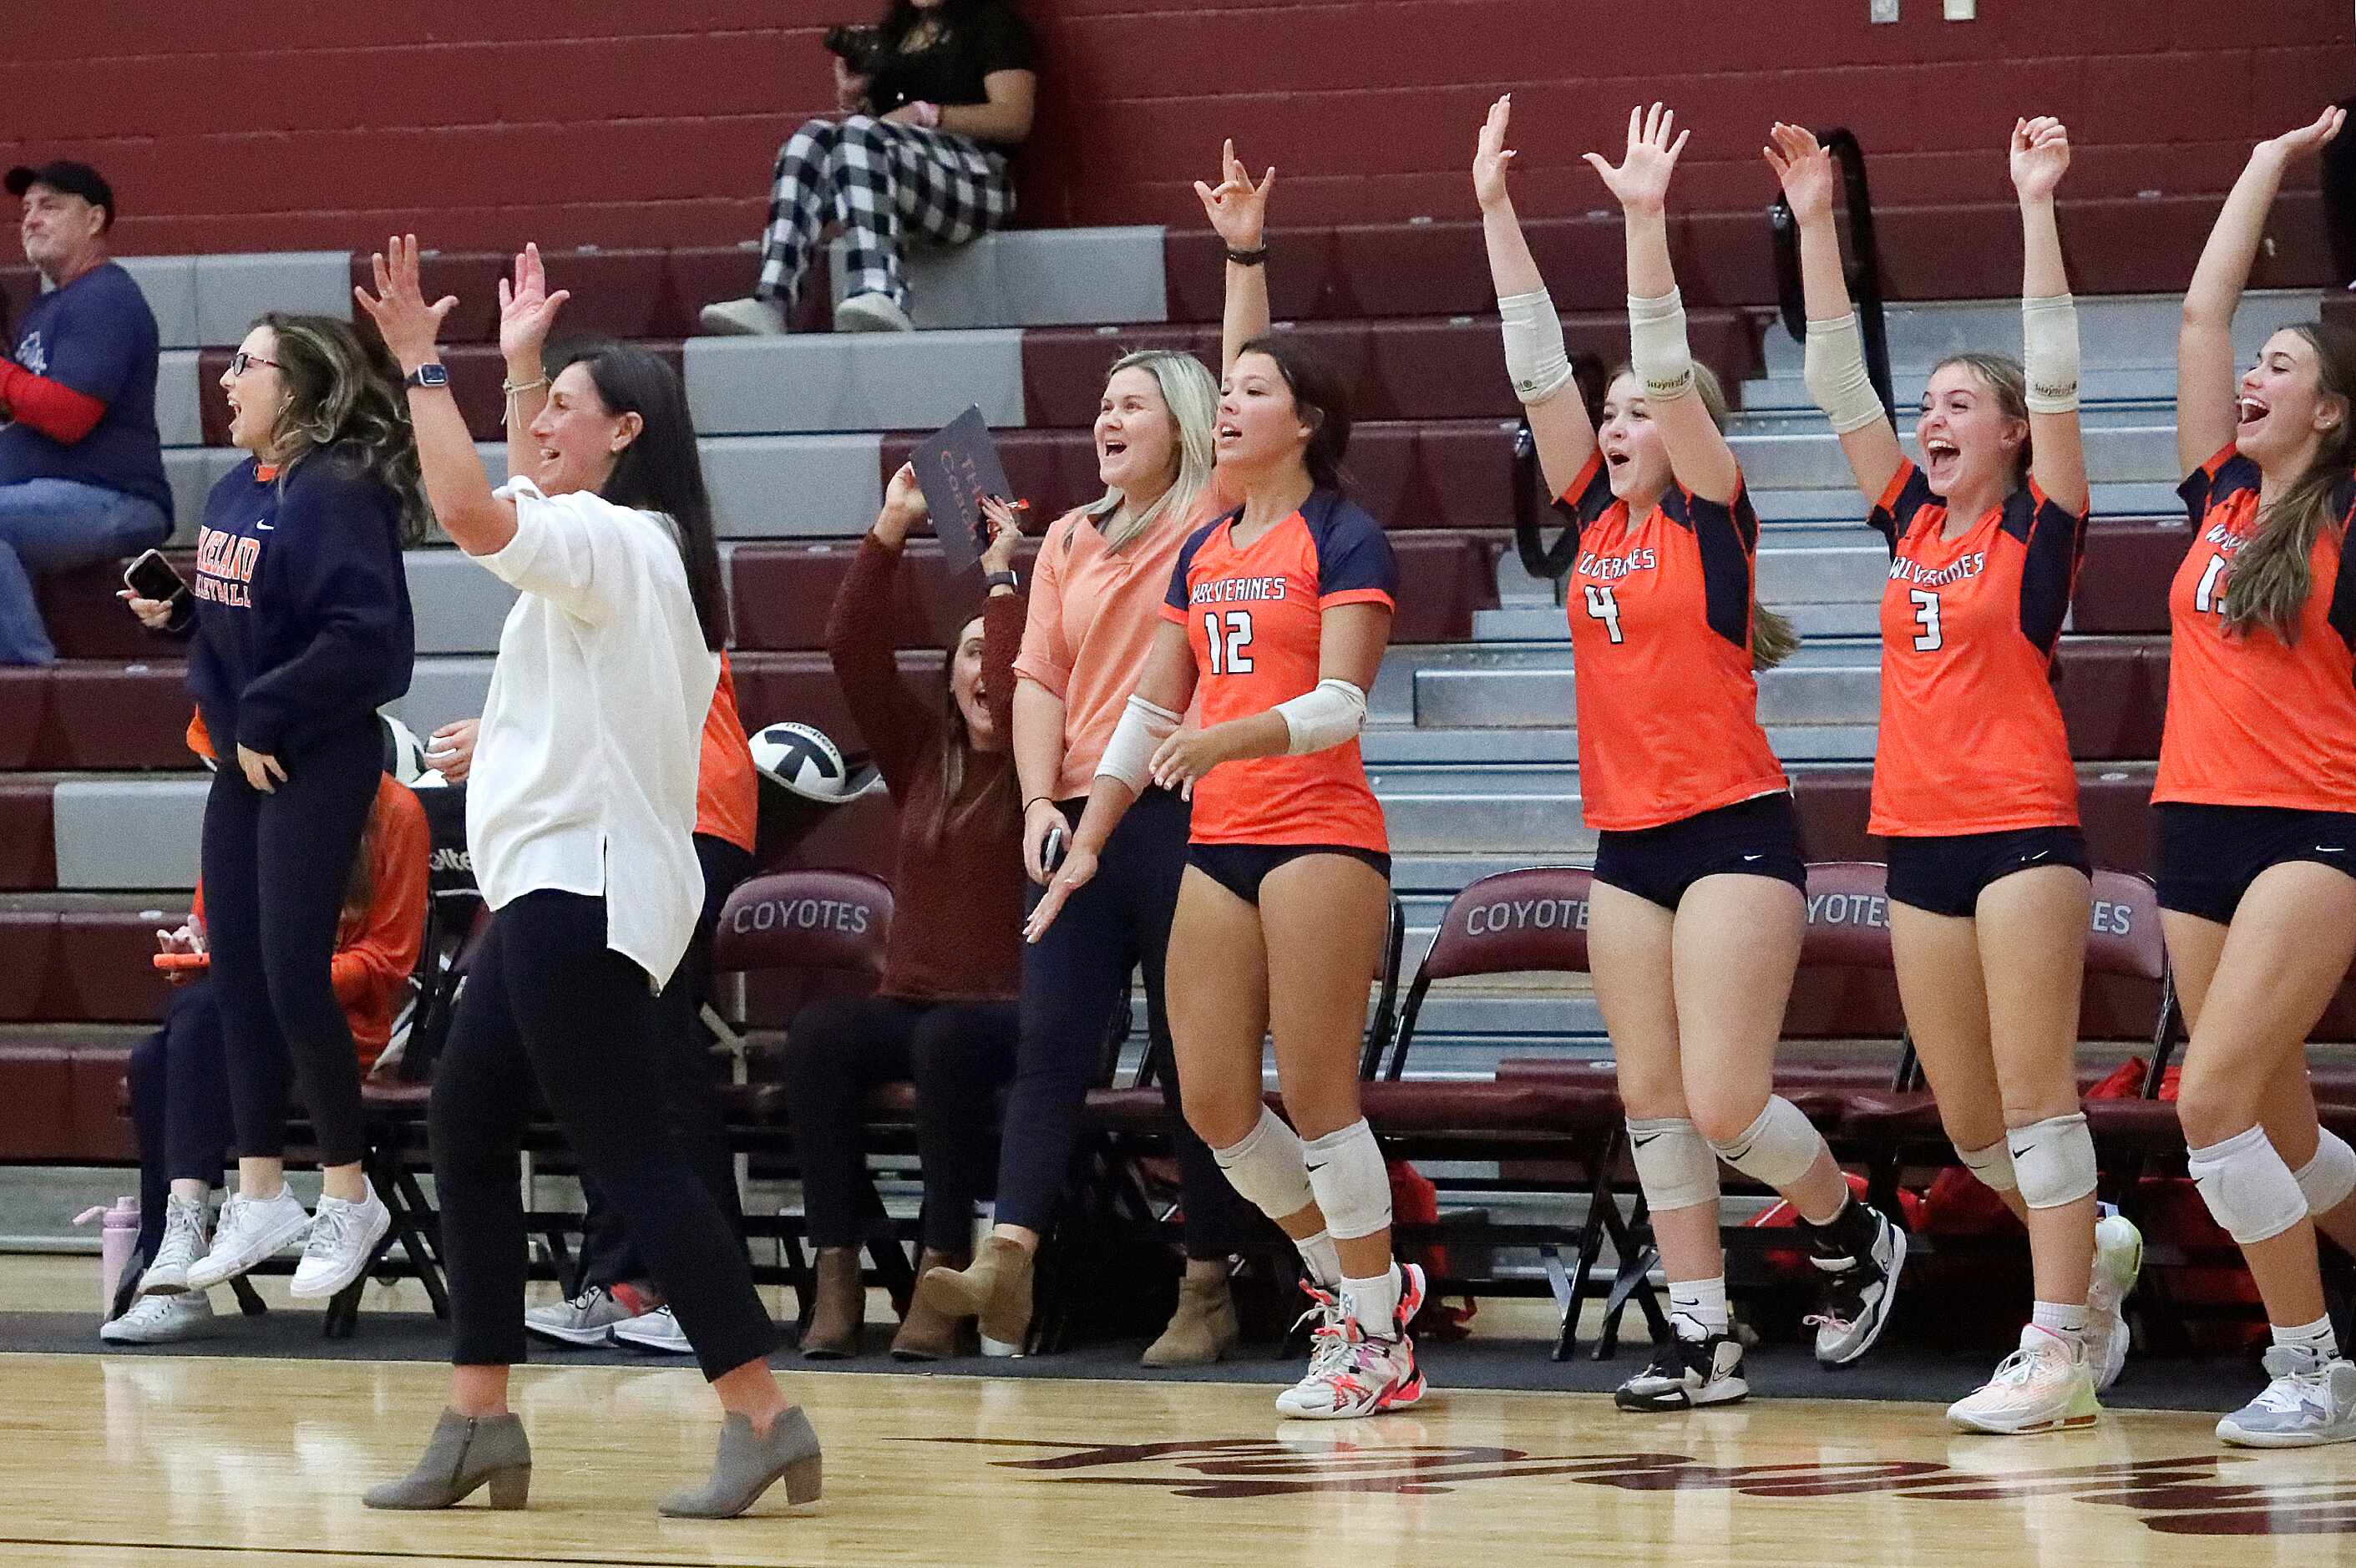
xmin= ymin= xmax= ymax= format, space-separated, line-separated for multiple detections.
xmin=5 ymin=160 xmax=114 ymax=227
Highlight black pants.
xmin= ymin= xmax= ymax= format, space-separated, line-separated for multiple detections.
xmin=128 ymin=979 xmax=237 ymax=1260
xmin=997 ymin=787 xmax=1259 ymax=1259
xmin=576 ymin=835 xmax=751 ymax=1292
xmin=200 ymin=716 xmax=381 ymax=1166
xmin=430 ymin=890 xmax=778 ymax=1379
xmin=779 ymin=994 xmax=1021 ymax=1254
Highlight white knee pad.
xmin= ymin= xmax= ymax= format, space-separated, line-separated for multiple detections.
xmin=2295 ymin=1130 xmax=2356 ymax=1216
xmin=2009 ymin=1111 xmax=2098 ymax=1210
xmin=1302 ymin=1119 xmax=1391 ymax=1242
xmin=2188 ymin=1125 xmax=2310 ymax=1246
xmin=1707 ymin=1096 xmax=1824 ymax=1191
xmin=1209 ymin=1108 xmax=1315 ymax=1223
xmin=1956 ymin=1138 xmax=2019 ymax=1194
xmin=1628 ymin=1117 xmax=1720 ymax=1212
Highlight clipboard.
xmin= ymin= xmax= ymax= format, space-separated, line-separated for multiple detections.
xmin=908 ymin=405 xmax=1011 ymax=578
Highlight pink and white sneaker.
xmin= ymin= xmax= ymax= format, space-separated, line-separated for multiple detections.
xmin=1275 ymin=1263 xmax=1427 ymax=1419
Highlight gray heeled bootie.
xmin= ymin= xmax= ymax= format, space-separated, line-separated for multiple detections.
xmin=657 ymin=1406 xmax=823 ymax=1519
xmin=363 ymin=1408 xmax=532 ymax=1510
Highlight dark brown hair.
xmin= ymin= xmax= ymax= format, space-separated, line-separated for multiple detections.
xmin=1233 ymin=334 xmax=1351 ymax=489
xmin=924 ymin=613 xmax=1018 ymax=851
xmin=261 ymin=313 xmax=429 ymax=546
xmin=2224 ymin=321 xmax=2356 ymax=643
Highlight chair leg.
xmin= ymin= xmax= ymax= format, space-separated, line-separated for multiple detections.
xmin=1594 ymin=1194 xmax=1668 ymax=1359
xmin=230 ymin=1274 xmax=268 ymax=1318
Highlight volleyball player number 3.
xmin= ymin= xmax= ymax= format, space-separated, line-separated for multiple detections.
xmin=1908 ymin=588 xmax=1942 ymax=651
xmin=1203 ymin=609 xmax=1254 ymax=674
xmin=1582 ymin=584 xmax=1624 ymax=645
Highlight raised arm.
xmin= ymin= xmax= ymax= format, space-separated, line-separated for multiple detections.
xmin=497 ymin=244 xmax=568 ymax=488
xmin=1765 ymin=122 xmax=1903 ymax=503
xmin=357 ymin=234 xmax=514 ymax=555
xmin=2181 ymin=106 xmax=2345 ymax=473
xmin=2011 ymin=117 xmax=2088 ymax=515
xmin=1198 ymin=139 xmax=1275 ymax=375
xmin=1588 ymin=104 xmax=1740 ymax=505
xmin=1477 ymin=94 xmax=1597 ymax=499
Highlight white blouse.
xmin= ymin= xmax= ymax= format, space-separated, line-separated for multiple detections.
xmin=467 ymin=477 xmax=719 ymax=987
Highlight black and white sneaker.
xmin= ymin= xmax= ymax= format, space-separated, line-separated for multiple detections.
xmin=1802 ymin=1200 xmax=1907 ymax=1367
xmin=1614 ymin=1320 xmax=1748 ymax=1411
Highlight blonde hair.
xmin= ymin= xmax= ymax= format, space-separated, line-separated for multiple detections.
xmin=1928 ymin=352 xmax=2032 ymax=484
xmin=1087 ymin=349 xmax=1219 ymax=552
xmin=260 ymin=313 xmax=429 ymax=545
xmin=2224 ymin=321 xmax=2356 ymax=644
xmin=1608 ymin=361 xmax=1800 ymax=670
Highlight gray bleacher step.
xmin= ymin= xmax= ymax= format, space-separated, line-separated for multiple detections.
xmin=684 ymin=331 xmax=1027 ymax=437
xmin=1755 ymin=290 xmax=2318 ymax=379
xmin=1364 ymin=721 xmax=1877 ymax=766
xmin=1415 ymin=655 xmax=1882 ymax=731
xmin=1474 ymin=600 xmax=1882 ymax=640
xmin=1727 ymin=423 xmax=2178 ymax=490
xmin=1390 ymin=852 xmax=1588 ymax=895
xmin=52 ymin=776 xmax=208 ymax=891
xmin=119 ymin=251 xmax=356 ymax=352
xmin=827 ymin=225 xmax=1168 ymax=331
xmin=1382 ymin=791 xmax=1595 ymax=855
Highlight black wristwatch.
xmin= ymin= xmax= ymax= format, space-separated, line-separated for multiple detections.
xmin=404 ymin=362 xmax=450 ymax=391
xmin=985 ymin=569 xmax=1020 ymax=592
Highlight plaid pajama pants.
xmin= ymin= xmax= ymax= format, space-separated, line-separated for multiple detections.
xmin=757 ymin=114 xmax=1017 ymax=311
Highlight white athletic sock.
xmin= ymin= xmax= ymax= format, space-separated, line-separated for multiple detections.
xmin=2029 ymin=1299 xmax=2089 ymax=1349
xmin=1295 ymin=1230 xmax=1343 ymax=1290
xmin=1342 ymin=1264 xmax=1402 ymax=1338
xmin=1667 ymin=1276 xmax=1729 ymax=1336
xmin=2273 ymin=1313 xmax=2339 ymax=1365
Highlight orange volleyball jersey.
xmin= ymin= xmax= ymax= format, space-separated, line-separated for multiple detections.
xmin=2155 ymin=445 xmax=2356 ymax=811
xmin=1867 ymin=459 xmax=2084 ymax=837
xmin=1558 ymin=453 xmax=1788 ymax=831
xmin=1160 ymin=491 xmax=1396 ymax=851
xmin=695 ymin=651 xmax=758 ymax=852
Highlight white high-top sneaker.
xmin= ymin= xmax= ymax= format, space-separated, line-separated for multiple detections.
xmin=185 ymin=1186 xmax=311 ymax=1290
xmin=1274 ymin=1263 xmax=1427 ymax=1419
xmin=1947 ymin=1324 xmax=2099 ymax=1434
xmin=290 ymin=1190 xmax=391 ymax=1299
xmin=101 ymin=1290 xmax=219 ymax=1344
xmin=2081 ymin=1207 xmax=2143 ymax=1393
xmin=136 ymin=1192 xmax=212 ymax=1297
xmin=2217 ymin=1349 xmax=2356 ymax=1448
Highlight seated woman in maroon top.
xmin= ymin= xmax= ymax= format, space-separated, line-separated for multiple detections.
xmin=778 ymin=462 xmax=1026 ymax=1359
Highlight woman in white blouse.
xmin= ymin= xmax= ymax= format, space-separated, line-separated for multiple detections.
xmin=355 ymin=239 xmax=816 ymax=1521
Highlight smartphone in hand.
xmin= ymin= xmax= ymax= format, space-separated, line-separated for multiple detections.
xmin=1042 ymin=824 xmax=1067 ymax=875
xmin=123 ymin=549 xmax=187 ymax=602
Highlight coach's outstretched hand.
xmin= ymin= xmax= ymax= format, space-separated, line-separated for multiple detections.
xmin=498 ymin=242 xmax=570 ymax=365
xmin=1024 ymin=842 xmax=1097 ymax=943
xmin=355 ymin=235 xmax=459 ymax=373
xmin=1196 ymin=139 xmax=1274 ymax=250
xmin=1586 ymin=102 xmax=1688 ymax=214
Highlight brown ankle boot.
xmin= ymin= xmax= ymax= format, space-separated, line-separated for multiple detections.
xmin=890 ymin=1249 xmax=973 ymax=1361
xmin=914 ymin=1235 xmax=1034 ymax=1349
xmin=1140 ymin=1271 xmax=1241 ymax=1368
xmin=798 ymin=1247 xmax=864 ymax=1359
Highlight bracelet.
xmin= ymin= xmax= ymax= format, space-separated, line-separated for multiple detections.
xmin=1025 ymin=795 xmax=1056 ymax=812
xmin=913 ymin=100 xmax=942 ymax=129
xmin=499 ymin=377 xmax=549 ymax=429
xmin=1224 ymin=244 xmax=1269 ymax=267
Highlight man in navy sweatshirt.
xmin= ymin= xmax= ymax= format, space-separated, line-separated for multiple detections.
xmin=0 ymin=160 xmax=170 ymax=665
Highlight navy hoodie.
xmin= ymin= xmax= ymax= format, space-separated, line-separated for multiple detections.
xmin=187 ymin=445 xmax=414 ymax=759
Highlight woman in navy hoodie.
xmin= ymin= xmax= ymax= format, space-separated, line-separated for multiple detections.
xmin=158 ymin=313 xmax=422 ymax=1303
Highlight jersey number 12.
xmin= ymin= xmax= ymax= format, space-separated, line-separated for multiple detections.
xmin=1203 ymin=609 xmax=1254 ymax=674
xmin=1582 ymin=584 xmax=1624 ymax=645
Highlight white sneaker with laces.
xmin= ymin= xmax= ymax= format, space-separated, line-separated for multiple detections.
xmin=2081 ymin=1208 xmax=2142 ymax=1393
xmin=1805 ymin=1205 xmax=1908 ymax=1366
xmin=611 ymin=1305 xmax=695 ymax=1354
xmin=1947 ymin=1324 xmax=2100 ymax=1434
xmin=101 ymin=1289 xmax=219 ymax=1344
xmin=290 ymin=1190 xmax=390 ymax=1299
xmin=833 ymin=291 xmax=915 ymax=333
xmin=1274 ymin=1263 xmax=1426 ymax=1419
xmin=1614 ymin=1314 xmax=1748 ymax=1411
xmin=137 ymin=1192 xmax=212 ymax=1297
xmin=525 ymin=1284 xmax=641 ymax=1348
xmin=2217 ymin=1349 xmax=2356 ymax=1448
xmin=184 ymin=1186 xmax=311 ymax=1291
xmin=698 ymin=296 xmax=788 ymax=336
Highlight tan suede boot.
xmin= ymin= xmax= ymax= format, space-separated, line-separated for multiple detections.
xmin=889 ymin=1248 xmax=974 ymax=1360
xmin=1140 ymin=1271 xmax=1242 ymax=1368
xmin=915 ymin=1235 xmax=1034 ymax=1349
xmin=797 ymin=1247 xmax=865 ymax=1359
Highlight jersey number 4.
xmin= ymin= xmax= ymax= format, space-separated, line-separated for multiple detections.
xmin=1908 ymin=588 xmax=1942 ymax=651
xmin=1203 ymin=609 xmax=1254 ymax=675
xmin=1582 ymin=584 xmax=1624 ymax=645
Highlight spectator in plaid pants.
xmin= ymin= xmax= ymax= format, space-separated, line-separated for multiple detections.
xmin=702 ymin=0 xmax=1037 ymax=336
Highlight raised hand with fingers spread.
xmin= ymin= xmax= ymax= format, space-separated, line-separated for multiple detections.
xmin=1763 ymin=122 xmax=1837 ymax=228
xmin=352 ymin=234 xmax=458 ymax=377
xmin=1586 ymin=101 xmax=1690 ymax=214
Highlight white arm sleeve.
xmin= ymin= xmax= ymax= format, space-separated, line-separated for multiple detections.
xmin=1626 ymin=287 xmax=1695 ymax=402
xmin=1497 ymin=289 xmax=1575 ymax=404
xmin=1274 ymin=678 xmax=1368 ymax=755
xmin=2022 ymin=293 xmax=2081 ymax=414
xmin=1094 ymin=694 xmax=1181 ymax=790
xmin=1802 ymin=312 xmax=1888 ymax=435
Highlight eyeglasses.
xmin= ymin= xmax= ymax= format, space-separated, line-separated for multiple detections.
xmin=227 ymin=350 xmax=280 ymax=377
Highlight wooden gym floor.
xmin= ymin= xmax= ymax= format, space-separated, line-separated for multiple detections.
xmin=3 ymin=1343 xmax=2349 ymax=1566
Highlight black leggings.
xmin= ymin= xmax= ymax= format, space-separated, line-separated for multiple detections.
xmin=778 ymin=994 xmax=1020 ymax=1254
xmin=200 ymin=716 xmax=381 ymax=1166
xmin=997 ymin=787 xmax=1259 ymax=1259
xmin=128 ymin=979 xmax=236 ymax=1261
xmin=576 ymin=835 xmax=751 ymax=1292
xmin=430 ymin=890 xmax=778 ymax=1379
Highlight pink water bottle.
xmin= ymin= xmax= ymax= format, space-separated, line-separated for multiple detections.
xmin=74 ymin=1196 xmax=140 ymax=1317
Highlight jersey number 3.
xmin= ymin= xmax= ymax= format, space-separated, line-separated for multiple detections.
xmin=1203 ymin=609 xmax=1254 ymax=675
xmin=1582 ymin=584 xmax=1624 ymax=645
xmin=1908 ymin=588 xmax=1942 ymax=651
